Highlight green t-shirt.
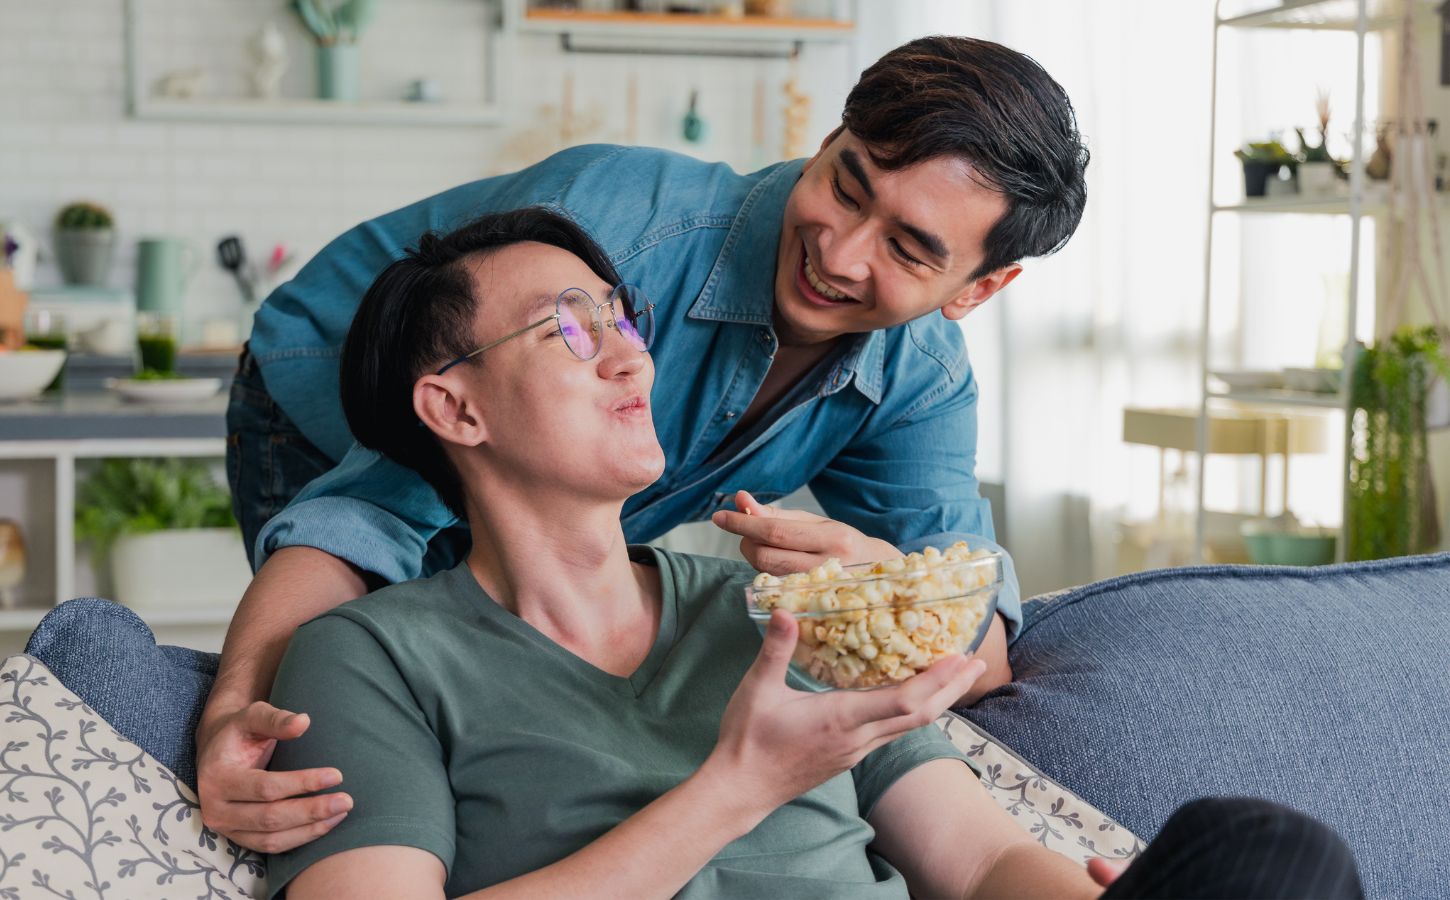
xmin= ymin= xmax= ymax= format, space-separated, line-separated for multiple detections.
xmin=266 ymin=547 xmax=975 ymax=898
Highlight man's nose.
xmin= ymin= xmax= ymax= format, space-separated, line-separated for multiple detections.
xmin=819 ymin=223 xmax=872 ymax=284
xmin=596 ymin=323 xmax=646 ymax=378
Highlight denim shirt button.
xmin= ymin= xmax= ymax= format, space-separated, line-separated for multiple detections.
xmin=725 ymin=411 xmax=736 ymax=419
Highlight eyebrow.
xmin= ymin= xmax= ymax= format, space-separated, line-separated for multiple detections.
xmin=525 ymin=293 xmax=558 ymax=319
xmin=839 ymin=148 xmax=951 ymax=264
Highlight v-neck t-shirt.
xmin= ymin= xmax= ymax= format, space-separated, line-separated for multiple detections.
xmin=266 ymin=547 xmax=976 ymax=899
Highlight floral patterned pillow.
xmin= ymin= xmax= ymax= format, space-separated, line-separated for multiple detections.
xmin=937 ymin=711 xmax=1144 ymax=866
xmin=0 ymin=655 xmax=264 ymax=900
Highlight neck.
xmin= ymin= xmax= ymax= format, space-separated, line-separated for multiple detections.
xmin=461 ymin=475 xmax=649 ymax=644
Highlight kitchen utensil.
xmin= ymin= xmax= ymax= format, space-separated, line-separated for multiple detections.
xmin=216 ymin=235 xmax=256 ymax=305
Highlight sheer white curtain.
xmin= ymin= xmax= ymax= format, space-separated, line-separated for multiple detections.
xmin=859 ymin=1 xmax=1217 ymax=596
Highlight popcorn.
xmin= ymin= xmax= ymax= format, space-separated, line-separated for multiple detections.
xmin=748 ymin=541 xmax=998 ymax=690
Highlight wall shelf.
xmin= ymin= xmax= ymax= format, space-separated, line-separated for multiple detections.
xmin=130 ymin=97 xmax=503 ymax=128
xmin=518 ymin=8 xmax=855 ymax=43
xmin=1218 ymin=0 xmax=1431 ymax=32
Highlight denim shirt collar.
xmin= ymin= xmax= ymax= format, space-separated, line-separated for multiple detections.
xmin=687 ymin=159 xmax=884 ymax=405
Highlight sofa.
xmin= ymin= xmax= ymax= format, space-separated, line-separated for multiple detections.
xmin=20 ymin=551 xmax=1450 ymax=898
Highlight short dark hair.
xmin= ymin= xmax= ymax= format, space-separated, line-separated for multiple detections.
xmin=339 ymin=207 xmax=621 ymax=518
xmin=841 ymin=35 xmax=1090 ymax=281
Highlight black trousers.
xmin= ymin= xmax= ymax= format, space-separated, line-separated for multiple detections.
xmin=1103 ymin=797 xmax=1364 ymax=900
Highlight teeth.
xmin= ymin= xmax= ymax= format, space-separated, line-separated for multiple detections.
xmin=804 ymin=255 xmax=850 ymax=302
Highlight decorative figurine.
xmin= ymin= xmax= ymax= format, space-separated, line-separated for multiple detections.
xmin=248 ymin=22 xmax=289 ymax=100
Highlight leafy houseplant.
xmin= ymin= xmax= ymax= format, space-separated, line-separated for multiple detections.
xmin=1235 ymin=140 xmax=1297 ymax=198
xmin=75 ymin=458 xmax=249 ymax=610
xmin=292 ymin=0 xmax=379 ymax=101
xmin=75 ymin=458 xmax=235 ymax=562
xmin=1347 ymin=326 xmax=1450 ymax=560
xmin=53 ymin=201 xmax=115 ymax=287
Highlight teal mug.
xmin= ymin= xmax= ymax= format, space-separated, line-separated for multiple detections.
xmin=135 ymin=237 xmax=199 ymax=317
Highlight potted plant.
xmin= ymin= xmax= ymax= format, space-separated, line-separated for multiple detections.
xmin=75 ymin=458 xmax=252 ymax=610
xmin=1234 ymin=140 xmax=1297 ymax=198
xmin=1296 ymin=90 xmax=1342 ymax=197
xmin=292 ymin=0 xmax=379 ymax=101
xmin=1347 ymin=325 xmax=1450 ymax=560
xmin=53 ymin=201 xmax=115 ymax=286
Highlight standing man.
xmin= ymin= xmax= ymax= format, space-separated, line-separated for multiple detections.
xmin=200 ymin=35 xmax=1089 ymax=852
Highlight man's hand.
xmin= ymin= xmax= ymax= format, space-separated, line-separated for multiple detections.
xmin=195 ymin=701 xmax=352 ymax=853
xmin=710 ymin=490 xmax=902 ymax=575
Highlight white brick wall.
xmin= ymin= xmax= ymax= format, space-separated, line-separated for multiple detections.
xmin=0 ymin=0 xmax=854 ymax=342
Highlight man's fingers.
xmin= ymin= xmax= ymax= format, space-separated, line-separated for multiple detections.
xmin=849 ymin=656 xmax=986 ymax=737
xmin=206 ymin=791 xmax=353 ymax=836
xmin=227 ymin=812 xmax=349 ymax=855
xmin=215 ymin=765 xmax=344 ymax=803
xmin=241 ymin=701 xmax=310 ymax=740
xmin=735 ymin=490 xmax=824 ymax=522
xmin=740 ymin=540 xmax=830 ymax=578
xmin=1087 ymin=857 xmax=1128 ymax=888
xmin=743 ymin=610 xmax=798 ymax=689
xmin=712 ymin=510 xmax=834 ymax=553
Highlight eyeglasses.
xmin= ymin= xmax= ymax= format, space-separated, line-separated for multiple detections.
xmin=435 ymin=284 xmax=656 ymax=375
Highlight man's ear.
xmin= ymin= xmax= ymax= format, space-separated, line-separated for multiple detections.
xmin=414 ymin=375 xmax=488 ymax=448
xmin=941 ymin=263 xmax=1022 ymax=321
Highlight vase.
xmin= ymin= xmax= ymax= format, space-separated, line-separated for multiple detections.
xmin=316 ymin=42 xmax=359 ymax=101
xmin=109 ymin=528 xmax=251 ymax=610
xmin=1299 ymin=161 xmax=1338 ymax=198
xmin=53 ymin=229 xmax=115 ymax=286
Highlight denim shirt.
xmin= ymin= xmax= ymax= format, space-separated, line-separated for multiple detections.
xmin=249 ymin=144 xmax=1021 ymax=636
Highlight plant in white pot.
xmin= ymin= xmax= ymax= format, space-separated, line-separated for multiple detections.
xmin=1296 ymin=90 xmax=1343 ymax=198
xmin=75 ymin=458 xmax=251 ymax=611
xmin=53 ymin=201 xmax=115 ymax=287
xmin=292 ymin=0 xmax=379 ymax=102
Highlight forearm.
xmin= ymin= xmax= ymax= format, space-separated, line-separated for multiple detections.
xmin=957 ymin=613 xmax=1012 ymax=705
xmin=459 ymin=759 xmax=765 ymax=900
xmin=203 ymin=546 xmax=377 ymax=721
xmin=968 ymin=842 xmax=1099 ymax=900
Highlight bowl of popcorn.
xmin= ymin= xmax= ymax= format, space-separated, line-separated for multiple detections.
xmin=745 ymin=542 xmax=1003 ymax=691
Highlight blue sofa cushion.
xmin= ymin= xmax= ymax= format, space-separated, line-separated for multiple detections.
xmin=24 ymin=598 xmax=219 ymax=790
xmin=965 ymin=552 xmax=1450 ymax=900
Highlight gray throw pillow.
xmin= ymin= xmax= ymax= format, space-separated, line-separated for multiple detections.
xmin=965 ymin=552 xmax=1450 ymax=900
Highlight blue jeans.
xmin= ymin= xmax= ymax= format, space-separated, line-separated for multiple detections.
xmin=226 ymin=345 xmax=334 ymax=571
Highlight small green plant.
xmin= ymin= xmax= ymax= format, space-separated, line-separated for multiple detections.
xmin=292 ymin=0 xmax=379 ymax=45
xmin=1234 ymin=140 xmax=1297 ymax=168
xmin=132 ymin=368 xmax=186 ymax=381
xmin=55 ymin=202 xmax=113 ymax=231
xmin=1296 ymin=127 xmax=1336 ymax=164
xmin=1348 ymin=325 xmax=1450 ymax=560
xmin=75 ymin=458 xmax=236 ymax=562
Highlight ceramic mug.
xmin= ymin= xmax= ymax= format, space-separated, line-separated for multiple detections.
xmin=135 ymin=237 xmax=198 ymax=316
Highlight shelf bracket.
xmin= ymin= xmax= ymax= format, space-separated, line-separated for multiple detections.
xmin=558 ymin=33 xmax=801 ymax=60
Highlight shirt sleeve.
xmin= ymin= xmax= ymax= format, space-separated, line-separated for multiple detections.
xmin=253 ymin=441 xmax=461 ymax=584
xmin=807 ymin=367 xmax=1023 ymax=642
xmin=266 ymin=613 xmax=455 ymax=899
xmin=851 ymin=723 xmax=978 ymax=821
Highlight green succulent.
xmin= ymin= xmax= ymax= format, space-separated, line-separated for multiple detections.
xmin=75 ymin=458 xmax=236 ymax=562
xmin=1234 ymin=140 xmax=1297 ymax=167
xmin=55 ymin=201 xmax=113 ymax=230
xmin=293 ymin=0 xmax=379 ymax=45
xmin=1295 ymin=127 xmax=1336 ymax=165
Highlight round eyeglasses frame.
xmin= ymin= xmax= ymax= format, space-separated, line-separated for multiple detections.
xmin=434 ymin=284 xmax=655 ymax=376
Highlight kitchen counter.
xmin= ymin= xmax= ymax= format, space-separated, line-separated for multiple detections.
xmin=0 ymin=391 xmax=228 ymax=441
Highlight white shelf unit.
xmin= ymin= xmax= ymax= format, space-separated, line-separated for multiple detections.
xmin=122 ymin=0 xmax=507 ymax=128
xmin=0 ymin=436 xmax=232 ymax=633
xmin=1194 ymin=0 xmax=1390 ymax=563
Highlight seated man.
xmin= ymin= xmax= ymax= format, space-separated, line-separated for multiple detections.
xmin=266 ymin=209 xmax=1362 ymax=899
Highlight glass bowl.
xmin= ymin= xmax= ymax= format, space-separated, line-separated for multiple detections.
xmin=744 ymin=546 xmax=1003 ymax=691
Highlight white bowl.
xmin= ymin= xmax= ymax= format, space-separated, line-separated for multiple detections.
xmin=107 ymin=376 xmax=223 ymax=403
xmin=0 ymin=349 xmax=66 ymax=401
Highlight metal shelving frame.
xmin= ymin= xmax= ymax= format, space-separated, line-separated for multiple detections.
xmin=1194 ymin=0 xmax=1382 ymax=563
